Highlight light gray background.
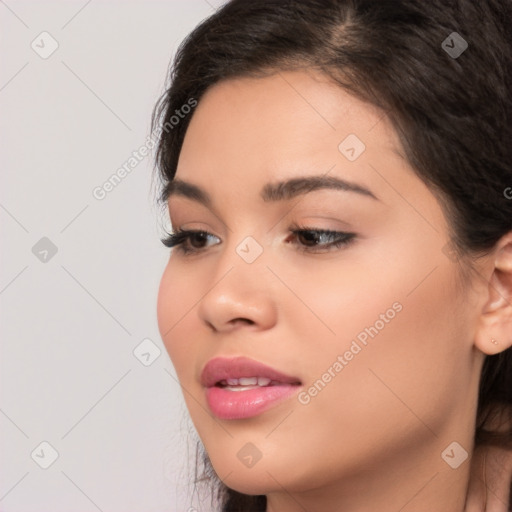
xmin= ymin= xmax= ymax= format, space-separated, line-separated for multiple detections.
xmin=1 ymin=1 xmax=228 ymax=510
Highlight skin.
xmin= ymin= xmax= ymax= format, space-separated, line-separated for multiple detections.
xmin=156 ymin=69 xmax=512 ymax=512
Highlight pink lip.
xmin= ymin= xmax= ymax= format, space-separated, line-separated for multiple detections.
xmin=201 ymin=356 xmax=302 ymax=420
xmin=201 ymin=356 xmax=301 ymax=387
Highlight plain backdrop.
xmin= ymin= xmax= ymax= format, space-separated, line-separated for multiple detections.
xmin=0 ymin=1 xmax=228 ymax=511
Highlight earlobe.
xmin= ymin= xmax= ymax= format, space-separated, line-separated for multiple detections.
xmin=474 ymin=334 xmax=509 ymax=356
xmin=474 ymin=232 xmax=512 ymax=356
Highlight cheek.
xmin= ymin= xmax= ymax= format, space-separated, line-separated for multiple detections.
xmin=278 ymin=250 xmax=467 ymax=429
xmin=285 ymin=273 xmax=466 ymax=489
xmin=156 ymin=263 xmax=197 ymax=372
xmin=300 ymin=259 xmax=469 ymax=435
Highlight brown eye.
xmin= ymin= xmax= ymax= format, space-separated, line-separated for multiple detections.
xmin=187 ymin=232 xmax=209 ymax=248
xmin=161 ymin=229 xmax=220 ymax=254
xmin=288 ymin=226 xmax=356 ymax=252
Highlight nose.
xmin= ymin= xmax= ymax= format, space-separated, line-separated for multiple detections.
xmin=197 ymin=242 xmax=278 ymax=333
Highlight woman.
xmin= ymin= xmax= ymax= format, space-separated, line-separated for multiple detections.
xmin=153 ymin=1 xmax=512 ymax=510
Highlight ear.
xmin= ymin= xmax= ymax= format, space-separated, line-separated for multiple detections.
xmin=474 ymin=231 xmax=512 ymax=355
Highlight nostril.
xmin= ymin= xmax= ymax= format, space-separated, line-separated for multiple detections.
xmin=231 ymin=318 xmax=254 ymax=326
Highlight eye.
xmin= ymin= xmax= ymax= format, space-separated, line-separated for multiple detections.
xmin=287 ymin=224 xmax=356 ymax=253
xmin=160 ymin=225 xmax=357 ymax=255
xmin=161 ymin=228 xmax=220 ymax=254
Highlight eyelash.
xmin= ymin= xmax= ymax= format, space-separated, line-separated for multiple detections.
xmin=160 ymin=224 xmax=356 ymax=255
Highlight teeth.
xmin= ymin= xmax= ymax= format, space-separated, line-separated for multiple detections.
xmin=239 ymin=377 xmax=258 ymax=385
xmin=221 ymin=377 xmax=273 ymax=387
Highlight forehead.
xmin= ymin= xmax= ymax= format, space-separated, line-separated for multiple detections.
xmin=178 ymin=70 xmax=401 ymax=170
xmin=172 ymin=69 xmax=421 ymax=216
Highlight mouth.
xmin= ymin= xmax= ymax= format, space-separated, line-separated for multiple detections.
xmin=201 ymin=355 xmax=302 ymax=388
xmin=201 ymin=356 xmax=302 ymax=420
xmin=215 ymin=376 xmax=294 ymax=390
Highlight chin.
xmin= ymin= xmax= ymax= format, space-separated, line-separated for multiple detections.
xmin=208 ymin=445 xmax=318 ymax=497
xmin=214 ymin=470 xmax=276 ymax=496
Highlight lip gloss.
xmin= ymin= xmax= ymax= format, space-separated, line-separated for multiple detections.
xmin=206 ymin=384 xmax=300 ymax=420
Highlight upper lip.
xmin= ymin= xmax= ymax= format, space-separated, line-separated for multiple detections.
xmin=200 ymin=356 xmax=302 ymax=388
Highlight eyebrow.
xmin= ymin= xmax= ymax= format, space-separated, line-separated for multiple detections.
xmin=164 ymin=174 xmax=379 ymax=206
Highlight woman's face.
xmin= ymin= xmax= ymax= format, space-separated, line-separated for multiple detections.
xmin=157 ymin=70 xmax=484 ymax=506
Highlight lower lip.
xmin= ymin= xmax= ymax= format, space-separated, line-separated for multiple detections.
xmin=205 ymin=384 xmax=300 ymax=420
